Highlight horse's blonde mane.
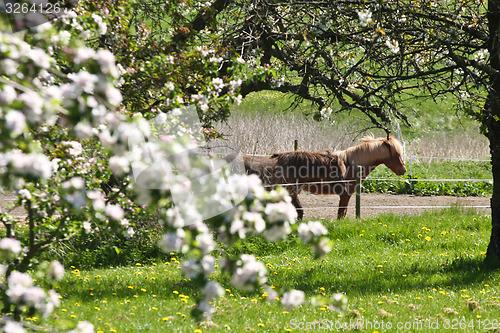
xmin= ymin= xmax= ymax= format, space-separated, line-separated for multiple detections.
xmin=360 ymin=133 xmax=376 ymax=142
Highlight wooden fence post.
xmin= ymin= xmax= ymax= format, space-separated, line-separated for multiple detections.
xmin=356 ymin=165 xmax=362 ymax=219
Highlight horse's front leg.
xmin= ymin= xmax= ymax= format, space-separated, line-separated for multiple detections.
xmin=337 ymin=194 xmax=352 ymax=219
xmin=291 ymin=194 xmax=304 ymax=220
xmin=287 ymin=184 xmax=304 ymax=220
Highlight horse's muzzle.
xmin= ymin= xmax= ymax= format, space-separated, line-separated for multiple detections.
xmin=396 ymin=167 xmax=407 ymax=176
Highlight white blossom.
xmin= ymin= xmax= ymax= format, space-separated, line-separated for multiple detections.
xmin=200 ymin=255 xmax=215 ymax=275
xmin=87 ymin=190 xmax=106 ymax=211
xmin=262 ymin=223 xmax=292 ymax=242
xmin=158 ymin=229 xmax=186 ymax=253
xmin=264 ymin=202 xmax=297 ymax=223
xmin=242 ymin=211 xmax=266 ymax=233
xmin=0 ymin=85 xmax=17 ymax=104
xmin=83 ymin=221 xmax=92 ymax=233
xmin=1 ymin=151 xmax=52 ymax=179
xmin=103 ymin=84 xmax=123 ymax=106
xmin=105 ymin=204 xmax=124 ymax=221
xmin=69 ymin=71 xmax=98 ymax=93
xmin=3 ymin=320 xmax=27 ymax=333
xmin=0 ymin=59 xmax=17 ymax=75
xmin=23 ymin=286 xmax=46 ymax=307
xmin=96 ymin=49 xmax=116 ymax=75
xmin=320 ymin=107 xmax=333 ymax=119
xmin=109 ymin=155 xmax=130 ymax=176
xmin=385 ymin=38 xmax=400 ymax=53
xmin=230 ymin=254 xmax=267 ymax=290
xmin=197 ymin=300 xmax=216 ymax=318
xmin=64 ymin=141 xmax=83 ymax=156
xmin=229 ymin=79 xmax=242 ymax=89
xmin=281 ymin=289 xmax=305 ymax=310
xmin=48 ymin=261 xmax=65 ymax=281
xmin=212 ymin=77 xmax=225 ymax=91
xmin=26 ymin=48 xmax=51 ymax=69
xmin=297 ymin=221 xmax=328 ymax=243
xmin=474 ymin=49 xmax=489 ymax=64
xmin=69 ymin=321 xmax=95 ymax=333
xmin=5 ymin=110 xmax=26 ymax=137
xmin=181 ymin=259 xmax=201 ymax=278
xmin=0 ymin=238 xmax=22 ymax=260
xmin=264 ymin=286 xmax=279 ymax=303
xmin=19 ymin=91 xmax=43 ymax=119
xmin=203 ymin=281 xmax=225 ymax=300
xmin=357 ymin=9 xmax=373 ymax=26
xmin=92 ymin=13 xmax=107 ymax=35
xmin=312 ymin=238 xmax=332 ymax=257
xmin=40 ymin=289 xmax=61 ymax=317
xmin=18 ymin=189 xmax=31 ymax=200
xmin=124 ymin=227 xmax=135 ymax=238
xmin=196 ymin=232 xmax=216 ymax=255
xmin=74 ymin=47 xmax=96 ymax=64
xmin=165 ymin=82 xmax=175 ymax=91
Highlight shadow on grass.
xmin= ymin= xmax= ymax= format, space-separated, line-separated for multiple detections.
xmin=288 ymin=256 xmax=498 ymax=297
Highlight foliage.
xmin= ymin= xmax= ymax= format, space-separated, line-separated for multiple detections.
xmin=364 ymin=160 xmax=493 ymax=196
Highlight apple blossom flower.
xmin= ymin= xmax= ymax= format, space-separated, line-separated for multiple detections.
xmin=0 ymin=85 xmax=17 ymax=104
xmin=357 ymin=9 xmax=373 ymax=26
xmin=48 ymin=261 xmax=65 ymax=281
xmin=0 ymin=238 xmax=23 ymax=260
xmin=281 ymin=289 xmax=305 ymax=310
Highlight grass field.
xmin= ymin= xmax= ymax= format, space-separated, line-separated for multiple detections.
xmin=43 ymin=208 xmax=498 ymax=333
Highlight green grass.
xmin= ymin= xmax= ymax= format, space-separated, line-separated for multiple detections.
xmin=40 ymin=208 xmax=499 ymax=332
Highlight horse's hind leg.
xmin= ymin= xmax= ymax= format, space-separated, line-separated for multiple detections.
xmin=337 ymin=194 xmax=351 ymax=219
xmin=291 ymin=194 xmax=304 ymax=220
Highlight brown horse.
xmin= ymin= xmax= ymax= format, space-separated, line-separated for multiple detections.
xmin=303 ymin=135 xmax=406 ymax=218
xmin=240 ymin=151 xmax=347 ymax=219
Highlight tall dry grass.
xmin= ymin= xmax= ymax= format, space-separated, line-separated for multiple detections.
xmin=213 ymin=112 xmax=490 ymax=161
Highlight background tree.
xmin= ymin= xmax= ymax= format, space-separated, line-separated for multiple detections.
xmin=94 ymin=0 xmax=499 ymax=262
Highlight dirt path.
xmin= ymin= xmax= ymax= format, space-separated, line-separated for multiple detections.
xmin=300 ymin=192 xmax=490 ymax=220
xmin=1 ymin=192 xmax=491 ymax=220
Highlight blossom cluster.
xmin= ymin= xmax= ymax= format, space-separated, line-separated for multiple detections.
xmin=0 ymin=238 xmax=94 ymax=332
xmin=0 ymin=5 xmax=337 ymax=328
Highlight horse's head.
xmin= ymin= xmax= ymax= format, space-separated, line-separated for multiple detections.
xmin=382 ymin=136 xmax=406 ymax=176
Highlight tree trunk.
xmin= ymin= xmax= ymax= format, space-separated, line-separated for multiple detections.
xmin=486 ymin=105 xmax=500 ymax=264
xmin=485 ymin=0 xmax=500 ymax=264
